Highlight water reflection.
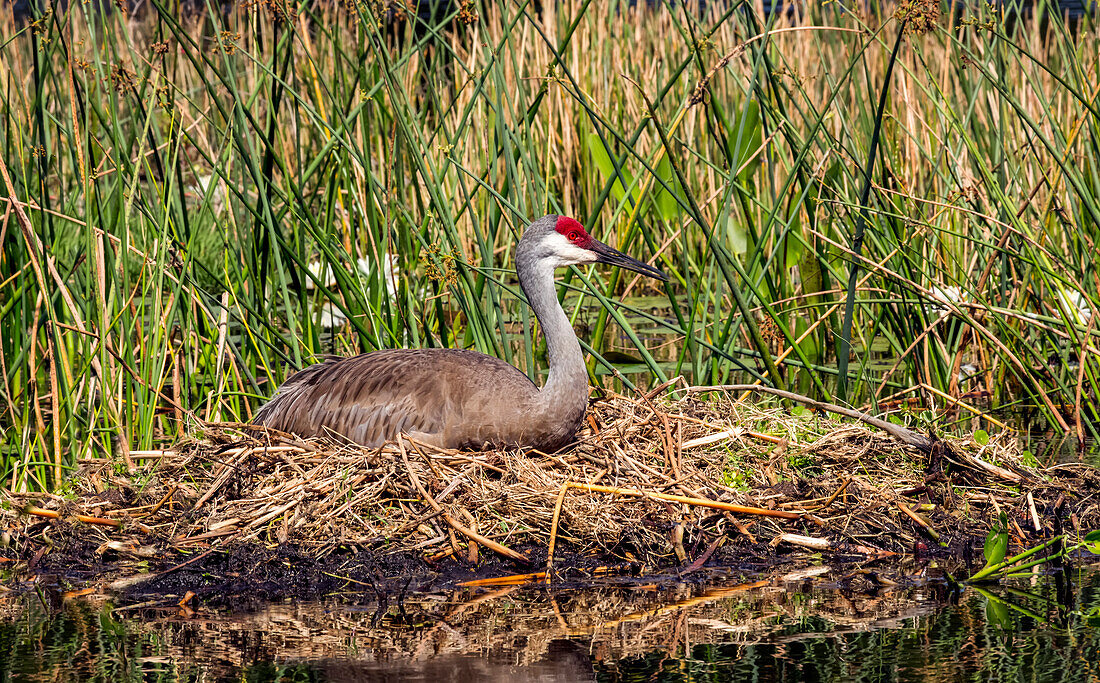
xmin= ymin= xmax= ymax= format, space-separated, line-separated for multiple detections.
xmin=2 ymin=567 xmax=1098 ymax=682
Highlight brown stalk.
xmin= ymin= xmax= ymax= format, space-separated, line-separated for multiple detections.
xmin=1073 ymin=311 xmax=1096 ymax=442
xmin=397 ymin=440 xmax=530 ymax=565
xmin=172 ymin=528 xmax=239 ymax=545
xmin=192 ymin=448 xmax=253 ymax=511
xmin=781 ymin=479 xmax=851 ymax=512
xmin=680 ymin=535 xmax=726 ymax=575
xmin=565 ymin=482 xmax=800 ymax=519
xmin=145 ymin=487 xmax=176 ymax=517
xmin=545 ymin=482 xmax=570 ymax=584
xmin=458 ymin=572 xmax=546 ymax=588
xmin=961 ymin=453 xmax=1022 ymax=483
xmin=725 ymin=514 xmax=757 ymax=543
xmin=896 ymin=501 xmax=946 ymax=547
xmin=459 ymin=508 xmax=480 ymax=564
xmin=24 ymin=505 xmax=121 ymax=528
xmin=1026 ymin=492 xmax=1042 ymax=532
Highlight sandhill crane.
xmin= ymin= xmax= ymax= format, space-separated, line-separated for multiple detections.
xmin=252 ymin=215 xmax=667 ymax=451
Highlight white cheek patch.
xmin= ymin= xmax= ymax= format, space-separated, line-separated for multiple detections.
xmin=546 ymin=232 xmax=597 ymax=266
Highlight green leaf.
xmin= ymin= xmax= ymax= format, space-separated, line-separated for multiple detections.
xmin=983 ymin=525 xmax=1008 ymax=569
xmin=727 ymin=100 xmax=763 ymax=182
xmin=1079 ymin=605 xmax=1100 ymax=628
xmin=1020 ymin=450 xmax=1038 ymax=468
xmin=1084 ymin=529 xmax=1100 ymax=555
xmin=652 ymin=155 xmax=680 ymax=221
xmin=797 ymin=248 xmax=824 ymax=304
xmin=726 ymin=215 xmax=748 ymax=255
xmin=784 ymin=223 xmax=804 ymax=271
xmin=795 ymin=317 xmax=820 ymax=363
xmin=974 ymin=429 xmax=989 ymax=446
xmin=985 ymin=596 xmax=1013 ymax=629
xmin=588 ymin=134 xmax=639 ymax=205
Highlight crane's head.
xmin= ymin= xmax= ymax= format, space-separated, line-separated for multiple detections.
xmin=520 ymin=215 xmax=668 ymax=281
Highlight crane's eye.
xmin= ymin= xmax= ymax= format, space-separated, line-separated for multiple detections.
xmin=568 ymin=231 xmax=581 ymax=242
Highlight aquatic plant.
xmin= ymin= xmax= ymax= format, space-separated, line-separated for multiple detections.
xmin=969 ymin=515 xmax=1100 ymax=583
xmin=1 ymin=0 xmax=1097 ymax=489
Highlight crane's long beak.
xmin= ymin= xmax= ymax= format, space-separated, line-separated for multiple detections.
xmin=590 ymin=240 xmax=669 ymax=282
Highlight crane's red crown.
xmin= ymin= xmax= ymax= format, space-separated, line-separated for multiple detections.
xmin=555 ymin=216 xmax=592 ymax=247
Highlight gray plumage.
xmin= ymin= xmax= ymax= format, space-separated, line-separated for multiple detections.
xmin=251 ymin=214 xmax=667 ymax=451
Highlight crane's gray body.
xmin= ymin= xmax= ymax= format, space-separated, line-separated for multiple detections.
xmin=250 ymin=347 xmax=586 ymax=451
xmin=251 ymin=215 xmax=663 ymax=451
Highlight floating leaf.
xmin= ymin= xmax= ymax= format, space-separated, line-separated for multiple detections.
xmin=974 ymin=429 xmax=989 ymax=446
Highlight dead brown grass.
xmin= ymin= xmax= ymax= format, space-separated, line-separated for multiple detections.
xmin=4 ymin=390 xmax=1099 ymax=591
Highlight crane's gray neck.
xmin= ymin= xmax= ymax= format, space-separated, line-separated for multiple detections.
xmin=516 ymin=250 xmax=589 ymax=420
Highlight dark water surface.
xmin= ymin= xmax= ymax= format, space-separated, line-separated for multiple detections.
xmin=3 ymin=565 xmax=1099 ymax=682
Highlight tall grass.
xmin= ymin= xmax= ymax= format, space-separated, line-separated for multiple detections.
xmin=1 ymin=0 xmax=1097 ymax=491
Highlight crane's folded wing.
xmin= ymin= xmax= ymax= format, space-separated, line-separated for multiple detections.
xmin=252 ymin=348 xmax=538 ymax=447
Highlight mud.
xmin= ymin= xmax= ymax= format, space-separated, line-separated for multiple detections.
xmin=11 ymin=522 xmax=988 ymax=610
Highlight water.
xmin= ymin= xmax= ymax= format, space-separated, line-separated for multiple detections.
xmin=3 ymin=566 xmax=1098 ymax=682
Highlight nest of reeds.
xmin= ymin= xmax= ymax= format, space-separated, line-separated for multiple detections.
xmin=5 ymin=390 xmax=1099 ymax=597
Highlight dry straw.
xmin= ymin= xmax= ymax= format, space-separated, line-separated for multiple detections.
xmin=6 ymin=389 xmax=1098 ymax=591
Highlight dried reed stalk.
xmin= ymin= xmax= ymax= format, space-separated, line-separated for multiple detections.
xmin=6 ymin=393 xmax=1091 ymax=588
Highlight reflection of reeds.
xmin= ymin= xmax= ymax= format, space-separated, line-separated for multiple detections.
xmin=1 ymin=1 xmax=1098 ymax=490
xmin=8 ymin=569 xmax=1097 ymax=680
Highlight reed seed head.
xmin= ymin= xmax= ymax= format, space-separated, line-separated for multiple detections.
xmin=458 ymin=0 xmax=478 ymax=24
xmin=896 ymin=0 xmax=941 ymax=34
xmin=216 ymin=31 xmax=241 ymax=55
xmin=421 ymin=244 xmax=459 ymax=287
xmin=108 ymin=64 xmax=137 ymax=93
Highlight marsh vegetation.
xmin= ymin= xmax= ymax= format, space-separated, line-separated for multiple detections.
xmin=1 ymin=0 xmax=1098 ymax=490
